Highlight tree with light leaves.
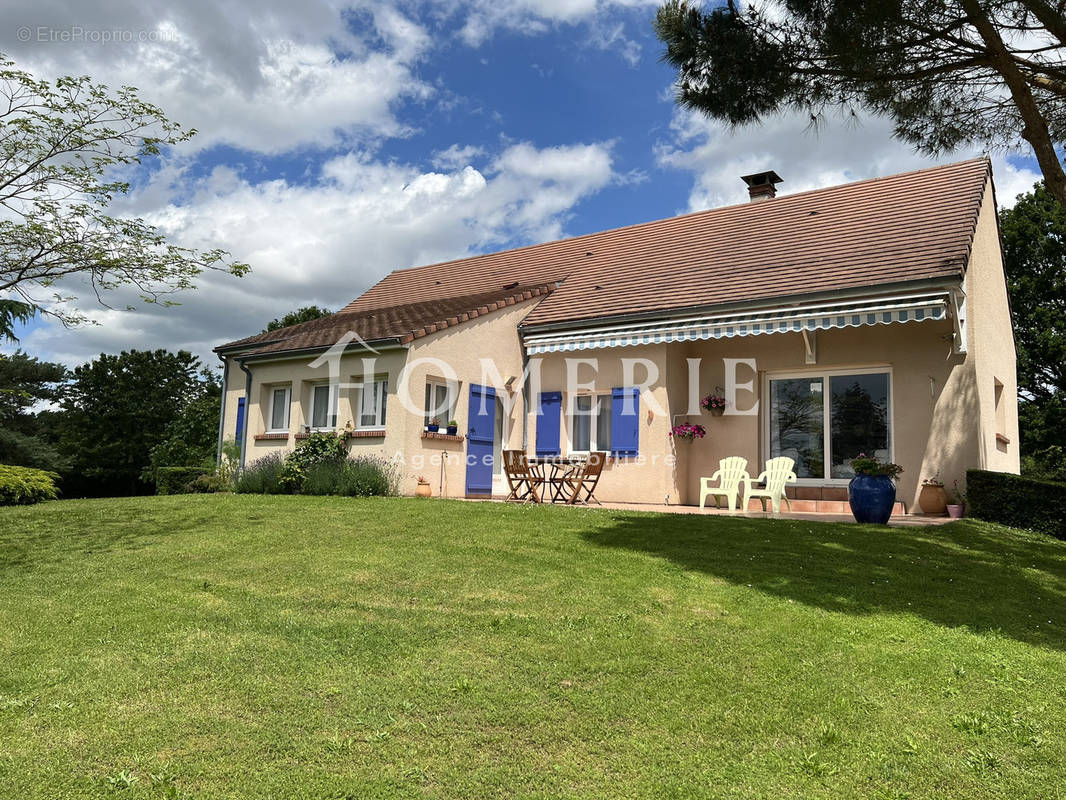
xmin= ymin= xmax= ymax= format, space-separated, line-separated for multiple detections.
xmin=655 ymin=1 xmax=1066 ymax=205
xmin=0 ymin=54 xmax=248 ymax=341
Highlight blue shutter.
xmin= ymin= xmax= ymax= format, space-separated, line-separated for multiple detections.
xmin=535 ymin=391 xmax=562 ymax=457
xmin=610 ymin=387 xmax=640 ymax=456
xmin=235 ymin=397 xmax=246 ymax=440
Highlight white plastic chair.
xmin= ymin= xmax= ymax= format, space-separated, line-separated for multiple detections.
xmin=743 ymin=457 xmax=798 ymax=514
xmin=699 ymin=457 xmax=749 ymax=511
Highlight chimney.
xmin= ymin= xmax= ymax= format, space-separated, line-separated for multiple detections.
xmin=741 ymin=170 xmax=783 ymax=202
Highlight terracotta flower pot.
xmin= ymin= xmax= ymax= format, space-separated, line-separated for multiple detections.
xmin=415 ymin=482 xmax=432 ymax=498
xmin=918 ymin=483 xmax=948 ymax=515
xmin=946 ymin=504 xmax=964 ymax=519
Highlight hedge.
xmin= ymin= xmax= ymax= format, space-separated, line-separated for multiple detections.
xmin=966 ymin=469 xmax=1066 ymax=539
xmin=155 ymin=466 xmax=211 ymax=496
xmin=0 ymin=464 xmax=60 ymax=506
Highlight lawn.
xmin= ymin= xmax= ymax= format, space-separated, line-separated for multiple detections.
xmin=1 ymin=496 xmax=1065 ymax=799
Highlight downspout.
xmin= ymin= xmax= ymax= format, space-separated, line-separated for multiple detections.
xmin=520 ymin=339 xmax=530 ymax=452
xmin=237 ymin=357 xmax=253 ymax=470
xmin=215 ymin=353 xmax=228 ymax=465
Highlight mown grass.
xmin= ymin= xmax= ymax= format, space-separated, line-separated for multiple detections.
xmin=1 ymin=495 xmax=1064 ymax=799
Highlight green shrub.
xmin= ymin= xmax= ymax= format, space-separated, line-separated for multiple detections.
xmin=0 ymin=464 xmax=60 ymax=505
xmin=966 ymin=469 xmax=1066 ymax=539
xmin=233 ymin=453 xmax=287 ymax=495
xmin=217 ymin=438 xmax=242 ymax=484
xmin=339 ymin=456 xmax=399 ymax=497
xmin=186 ymin=473 xmax=229 ymax=493
xmin=301 ymin=460 xmax=345 ymax=495
xmin=281 ymin=433 xmax=348 ymax=491
xmin=155 ymin=466 xmax=210 ymax=496
xmin=243 ymin=454 xmax=398 ymax=498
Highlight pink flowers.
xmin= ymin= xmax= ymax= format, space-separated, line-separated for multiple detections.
xmin=670 ymin=423 xmax=706 ymax=441
xmin=700 ymin=391 xmax=728 ymax=411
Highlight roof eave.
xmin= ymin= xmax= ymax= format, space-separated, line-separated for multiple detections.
xmin=221 ymin=338 xmax=406 ymax=363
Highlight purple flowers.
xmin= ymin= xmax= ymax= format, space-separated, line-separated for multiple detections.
xmin=670 ymin=423 xmax=706 ymax=441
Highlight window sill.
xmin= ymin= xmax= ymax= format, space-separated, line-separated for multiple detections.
xmin=254 ymin=432 xmax=289 ymax=441
xmin=293 ymin=430 xmax=386 ymax=440
xmin=422 ymin=432 xmax=464 ymax=443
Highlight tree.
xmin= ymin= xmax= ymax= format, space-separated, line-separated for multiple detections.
xmin=999 ymin=179 xmax=1066 ymax=467
xmin=264 ymin=305 xmax=333 ymax=332
xmin=654 ymin=1 xmax=1066 ymax=206
xmin=0 ymin=54 xmax=249 ymax=340
xmin=144 ymin=389 xmax=222 ymax=480
xmin=56 ymin=349 xmax=215 ymax=496
xmin=0 ymin=351 xmax=68 ymax=471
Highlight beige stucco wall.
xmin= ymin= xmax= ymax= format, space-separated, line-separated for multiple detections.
xmin=399 ymin=300 xmax=532 ymax=497
xmin=218 ymin=299 xmax=536 ymax=498
xmin=967 ymin=175 xmax=1021 ymax=475
xmin=678 ymin=321 xmax=970 ymax=509
xmin=223 ymin=347 xmax=409 ymax=465
xmin=529 ymin=319 xmax=971 ymax=509
xmin=526 ymin=344 xmax=680 ymax=505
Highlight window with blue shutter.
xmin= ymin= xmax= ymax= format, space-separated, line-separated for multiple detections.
xmin=610 ymin=387 xmax=640 ymax=456
xmin=235 ymin=397 xmax=246 ymax=441
xmin=535 ymin=391 xmax=562 ymax=457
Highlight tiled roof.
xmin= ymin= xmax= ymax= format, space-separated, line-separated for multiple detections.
xmin=216 ymin=284 xmax=554 ymax=356
xmin=217 ymin=158 xmax=991 ymax=356
xmin=521 ymin=158 xmax=990 ymax=328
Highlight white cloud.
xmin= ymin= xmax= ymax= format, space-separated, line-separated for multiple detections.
xmin=431 ymin=144 xmax=487 ymax=170
xmin=655 ymin=109 xmax=1041 ymax=212
xmin=0 ymin=1 xmax=433 ymax=154
xmin=19 ymin=141 xmax=618 ymax=366
xmin=446 ymin=0 xmax=655 ymax=62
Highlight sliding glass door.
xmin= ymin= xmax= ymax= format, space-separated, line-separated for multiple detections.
xmin=767 ymin=370 xmax=891 ymax=482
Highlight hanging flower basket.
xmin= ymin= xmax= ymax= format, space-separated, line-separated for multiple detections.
xmin=700 ymin=388 xmax=728 ymax=416
xmin=670 ymin=423 xmax=706 ymax=441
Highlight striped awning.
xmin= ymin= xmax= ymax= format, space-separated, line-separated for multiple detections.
xmin=523 ymin=292 xmax=949 ymax=355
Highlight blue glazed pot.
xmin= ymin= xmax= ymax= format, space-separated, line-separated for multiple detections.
xmin=848 ymin=474 xmax=896 ymax=524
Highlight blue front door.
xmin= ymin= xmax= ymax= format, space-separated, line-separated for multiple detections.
xmin=466 ymin=384 xmax=497 ymax=495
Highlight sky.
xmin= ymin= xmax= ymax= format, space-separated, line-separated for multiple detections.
xmin=0 ymin=0 xmax=1045 ymax=368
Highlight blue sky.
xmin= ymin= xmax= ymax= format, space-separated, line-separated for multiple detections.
xmin=0 ymin=0 xmax=1043 ymax=365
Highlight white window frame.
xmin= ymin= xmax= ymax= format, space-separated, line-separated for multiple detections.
xmin=566 ymin=391 xmax=612 ymax=456
xmin=762 ymin=366 xmax=894 ymax=486
xmin=267 ymin=385 xmax=291 ymax=433
xmin=356 ymin=376 xmax=388 ymax=430
xmin=424 ymin=377 xmax=457 ymax=429
xmin=310 ymin=382 xmax=339 ymax=432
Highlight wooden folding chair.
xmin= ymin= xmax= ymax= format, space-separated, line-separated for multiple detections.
xmin=503 ymin=450 xmax=543 ymax=503
xmin=562 ymin=451 xmax=606 ymax=505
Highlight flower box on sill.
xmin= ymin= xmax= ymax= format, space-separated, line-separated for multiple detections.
xmin=422 ymin=431 xmax=464 ymax=443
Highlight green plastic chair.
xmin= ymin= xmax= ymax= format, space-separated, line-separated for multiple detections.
xmin=743 ymin=457 xmax=798 ymax=514
xmin=699 ymin=457 xmax=749 ymax=511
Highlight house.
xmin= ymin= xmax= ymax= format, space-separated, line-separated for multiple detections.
xmin=214 ymin=158 xmax=1019 ymax=512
